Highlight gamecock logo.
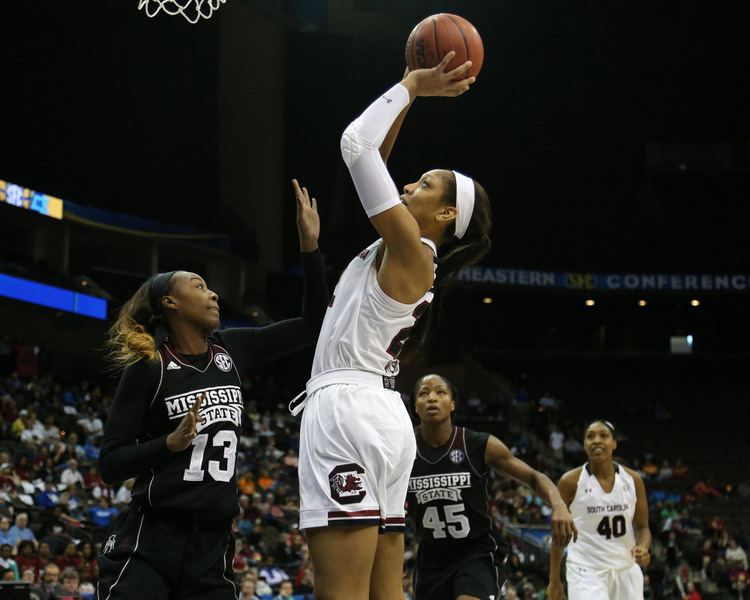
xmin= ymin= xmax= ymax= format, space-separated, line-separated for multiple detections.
xmin=329 ymin=463 xmax=367 ymax=505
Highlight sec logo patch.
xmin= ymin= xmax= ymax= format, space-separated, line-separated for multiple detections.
xmin=214 ymin=353 xmax=232 ymax=372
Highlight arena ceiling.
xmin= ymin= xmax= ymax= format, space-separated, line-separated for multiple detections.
xmin=2 ymin=1 xmax=749 ymax=275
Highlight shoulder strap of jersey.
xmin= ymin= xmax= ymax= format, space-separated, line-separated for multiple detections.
xmin=566 ymin=466 xmax=587 ymax=506
xmin=580 ymin=463 xmax=591 ymax=483
xmin=452 ymin=426 xmax=466 ymax=452
xmin=462 ymin=427 xmax=490 ymax=477
xmin=615 ymin=463 xmax=635 ymax=492
xmin=147 ymin=349 xmax=165 ymax=408
xmin=419 ymin=237 xmax=438 ymax=262
xmin=415 ymin=426 xmax=457 ymax=463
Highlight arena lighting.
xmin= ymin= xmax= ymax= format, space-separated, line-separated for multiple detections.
xmin=482 ymin=297 xmax=493 ymax=304
xmin=638 ymin=299 xmax=647 ymax=307
xmin=0 ymin=273 xmax=107 ymax=319
xmin=584 ymin=299 xmax=595 ymax=307
xmin=670 ymin=334 xmax=694 ymax=354
xmin=690 ymin=299 xmax=701 ymax=307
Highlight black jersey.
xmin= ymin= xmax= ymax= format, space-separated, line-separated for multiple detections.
xmin=130 ymin=341 xmax=244 ymax=521
xmin=100 ymin=250 xmax=328 ymax=523
xmin=408 ymin=426 xmax=495 ymax=568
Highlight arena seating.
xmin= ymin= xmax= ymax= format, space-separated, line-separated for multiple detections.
xmin=0 ymin=338 xmax=747 ymax=599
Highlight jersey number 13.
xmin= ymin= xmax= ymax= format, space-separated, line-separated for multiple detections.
xmin=183 ymin=430 xmax=238 ymax=482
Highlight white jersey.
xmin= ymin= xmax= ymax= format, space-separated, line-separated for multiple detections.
xmin=311 ymin=238 xmax=436 ymax=378
xmin=566 ymin=464 xmax=637 ymax=570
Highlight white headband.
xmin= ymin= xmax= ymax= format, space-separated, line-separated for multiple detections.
xmin=452 ymin=171 xmax=475 ymax=239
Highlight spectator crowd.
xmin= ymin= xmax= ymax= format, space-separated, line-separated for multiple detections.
xmin=0 ymin=338 xmax=747 ymax=599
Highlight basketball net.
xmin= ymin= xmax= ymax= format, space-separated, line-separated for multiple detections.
xmin=138 ymin=0 xmax=226 ymax=24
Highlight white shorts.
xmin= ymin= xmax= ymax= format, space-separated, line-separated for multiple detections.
xmin=566 ymin=562 xmax=643 ymax=600
xmin=297 ymin=370 xmax=416 ymax=532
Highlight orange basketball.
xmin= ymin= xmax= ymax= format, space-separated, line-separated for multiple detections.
xmin=405 ymin=13 xmax=484 ymax=79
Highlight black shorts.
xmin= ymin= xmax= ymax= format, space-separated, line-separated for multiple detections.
xmin=96 ymin=506 xmax=236 ymax=600
xmin=414 ymin=553 xmax=500 ymax=600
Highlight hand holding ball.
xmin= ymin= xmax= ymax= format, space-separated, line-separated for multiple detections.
xmin=405 ymin=14 xmax=484 ymax=79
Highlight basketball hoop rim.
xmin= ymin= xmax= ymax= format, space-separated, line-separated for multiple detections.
xmin=137 ymin=0 xmax=227 ymax=24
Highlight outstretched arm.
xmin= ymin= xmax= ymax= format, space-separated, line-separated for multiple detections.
xmin=215 ymin=181 xmax=328 ymax=366
xmin=293 ymin=178 xmax=320 ymax=253
xmin=292 ymin=178 xmax=329 ymax=330
xmin=484 ymin=435 xmax=578 ymax=547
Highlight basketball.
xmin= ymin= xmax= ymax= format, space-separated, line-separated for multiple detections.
xmin=405 ymin=13 xmax=484 ymax=79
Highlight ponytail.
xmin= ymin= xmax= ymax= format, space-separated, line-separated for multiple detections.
xmin=401 ymin=174 xmax=492 ymax=363
xmin=105 ymin=273 xmax=175 ymax=371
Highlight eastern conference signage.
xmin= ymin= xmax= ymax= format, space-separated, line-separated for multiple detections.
xmin=459 ymin=267 xmax=750 ymax=292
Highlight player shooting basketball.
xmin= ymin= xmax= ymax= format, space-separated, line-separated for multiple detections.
xmin=293 ymin=52 xmax=492 ymax=600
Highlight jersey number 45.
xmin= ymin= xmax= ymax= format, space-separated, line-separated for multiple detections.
xmin=422 ymin=503 xmax=470 ymax=540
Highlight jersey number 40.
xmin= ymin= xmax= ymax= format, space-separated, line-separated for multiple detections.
xmin=596 ymin=515 xmax=627 ymax=540
xmin=422 ymin=503 xmax=470 ymax=540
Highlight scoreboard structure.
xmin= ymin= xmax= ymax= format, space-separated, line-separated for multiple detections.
xmin=0 ymin=178 xmax=64 ymax=220
xmin=0 ymin=178 xmax=107 ymax=319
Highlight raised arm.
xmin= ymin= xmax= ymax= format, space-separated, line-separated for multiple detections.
xmin=215 ymin=180 xmax=328 ymax=366
xmin=292 ymin=178 xmax=329 ymax=331
xmin=378 ymin=69 xmax=414 ymax=165
xmin=293 ymin=178 xmax=320 ymax=254
xmin=340 ymin=54 xmax=474 ymax=300
xmin=484 ymin=435 xmax=578 ymax=547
